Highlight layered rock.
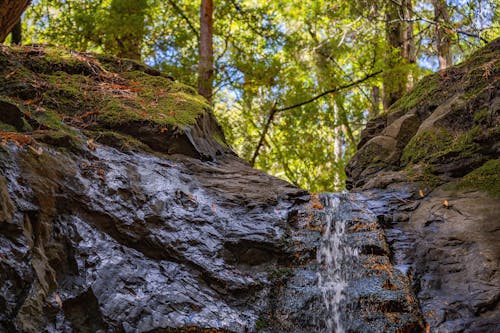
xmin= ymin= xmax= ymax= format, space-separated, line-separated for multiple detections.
xmin=347 ymin=38 xmax=500 ymax=332
xmin=0 ymin=45 xmax=422 ymax=332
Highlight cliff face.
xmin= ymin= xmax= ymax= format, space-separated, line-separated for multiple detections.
xmin=347 ymin=38 xmax=500 ymax=332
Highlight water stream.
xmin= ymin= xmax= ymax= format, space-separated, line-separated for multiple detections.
xmin=317 ymin=193 xmax=360 ymax=333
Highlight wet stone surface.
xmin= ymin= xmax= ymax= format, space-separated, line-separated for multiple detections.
xmin=0 ymin=143 xmax=423 ymax=333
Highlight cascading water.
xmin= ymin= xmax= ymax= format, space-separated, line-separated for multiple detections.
xmin=317 ymin=193 xmax=360 ymax=333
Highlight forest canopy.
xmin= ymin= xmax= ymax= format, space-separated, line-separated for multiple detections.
xmin=4 ymin=0 xmax=499 ymax=191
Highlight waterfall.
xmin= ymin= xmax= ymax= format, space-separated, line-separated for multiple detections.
xmin=317 ymin=193 xmax=360 ymax=333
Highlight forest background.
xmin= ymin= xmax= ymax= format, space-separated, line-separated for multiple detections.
xmin=4 ymin=0 xmax=499 ymax=192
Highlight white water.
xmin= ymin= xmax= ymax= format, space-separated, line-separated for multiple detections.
xmin=317 ymin=194 xmax=359 ymax=333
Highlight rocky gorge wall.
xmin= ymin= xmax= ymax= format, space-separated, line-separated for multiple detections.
xmin=0 ymin=39 xmax=498 ymax=333
xmin=347 ymin=38 xmax=500 ymax=332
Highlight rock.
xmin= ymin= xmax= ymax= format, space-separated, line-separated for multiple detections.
xmin=0 ymin=176 xmax=14 ymax=223
xmin=0 ymin=101 xmax=26 ymax=131
xmin=348 ymin=38 xmax=500 ymax=332
xmin=0 ymin=45 xmax=231 ymax=161
xmin=346 ymin=38 xmax=500 ymax=189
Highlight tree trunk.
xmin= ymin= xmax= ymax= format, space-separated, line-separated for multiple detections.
xmin=11 ymin=19 xmax=21 ymax=45
xmin=105 ymin=0 xmax=147 ymax=60
xmin=198 ymin=0 xmax=214 ymax=103
xmin=401 ymin=0 xmax=416 ymax=89
xmin=432 ymin=0 xmax=452 ymax=70
xmin=383 ymin=0 xmax=416 ymax=110
xmin=0 ymin=0 xmax=30 ymax=43
xmin=371 ymin=85 xmax=381 ymax=116
xmin=333 ymin=102 xmax=342 ymax=189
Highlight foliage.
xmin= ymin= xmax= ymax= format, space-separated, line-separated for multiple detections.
xmin=18 ymin=0 xmax=500 ymax=192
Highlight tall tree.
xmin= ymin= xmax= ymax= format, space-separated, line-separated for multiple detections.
xmin=432 ymin=0 xmax=452 ymax=70
xmin=0 ymin=0 xmax=30 ymax=43
xmin=198 ymin=0 xmax=214 ymax=103
xmin=383 ymin=0 xmax=416 ymax=110
xmin=10 ymin=19 xmax=22 ymax=45
xmin=104 ymin=0 xmax=148 ymax=60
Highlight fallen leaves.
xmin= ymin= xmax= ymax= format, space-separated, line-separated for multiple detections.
xmin=0 ymin=132 xmax=34 ymax=147
xmin=80 ymin=161 xmax=107 ymax=181
xmin=86 ymin=138 xmax=98 ymax=150
xmin=443 ymin=199 xmax=450 ymax=208
xmin=309 ymin=193 xmax=324 ymax=210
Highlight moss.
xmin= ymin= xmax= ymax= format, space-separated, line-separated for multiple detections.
xmin=402 ymin=126 xmax=481 ymax=166
xmin=0 ymin=122 xmax=18 ymax=132
xmin=89 ymin=130 xmax=151 ymax=152
xmin=42 ymin=72 xmax=99 ymax=115
xmin=473 ymin=108 xmax=491 ymax=124
xmin=403 ymin=164 xmax=443 ymax=188
xmin=389 ymin=73 xmax=441 ymax=112
xmin=1 ymin=45 xmax=225 ymax=154
xmin=28 ymin=108 xmax=80 ymax=145
xmin=32 ymin=130 xmax=82 ymax=151
xmin=24 ymin=47 xmax=94 ymax=75
xmin=98 ymin=71 xmax=208 ymax=128
xmin=452 ymin=158 xmax=500 ymax=198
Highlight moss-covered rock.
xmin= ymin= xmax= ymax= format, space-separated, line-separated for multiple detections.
xmin=452 ymin=158 xmax=500 ymax=198
xmin=346 ymin=38 xmax=500 ymax=191
xmin=0 ymin=45 xmax=230 ymax=160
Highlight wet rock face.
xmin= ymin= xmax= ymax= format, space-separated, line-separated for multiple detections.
xmin=0 ymin=143 xmax=307 ymax=332
xmin=269 ymin=194 xmax=423 ymax=333
xmin=0 ymin=143 xmax=424 ymax=333
xmin=357 ymin=187 xmax=500 ymax=333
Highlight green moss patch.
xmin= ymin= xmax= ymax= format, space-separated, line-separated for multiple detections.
xmin=0 ymin=45 xmax=223 ymax=155
xmin=97 ymin=71 xmax=208 ymax=129
xmin=452 ymin=158 xmax=500 ymax=198
xmin=389 ymin=73 xmax=441 ymax=112
xmin=401 ymin=127 xmax=481 ymax=166
xmin=403 ymin=164 xmax=443 ymax=188
xmin=88 ymin=130 xmax=151 ymax=153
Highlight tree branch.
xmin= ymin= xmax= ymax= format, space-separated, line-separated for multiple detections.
xmin=250 ymin=103 xmax=276 ymax=166
xmin=388 ymin=0 xmax=489 ymax=44
xmin=250 ymin=70 xmax=382 ymax=166
xmin=276 ymin=70 xmax=382 ymax=113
